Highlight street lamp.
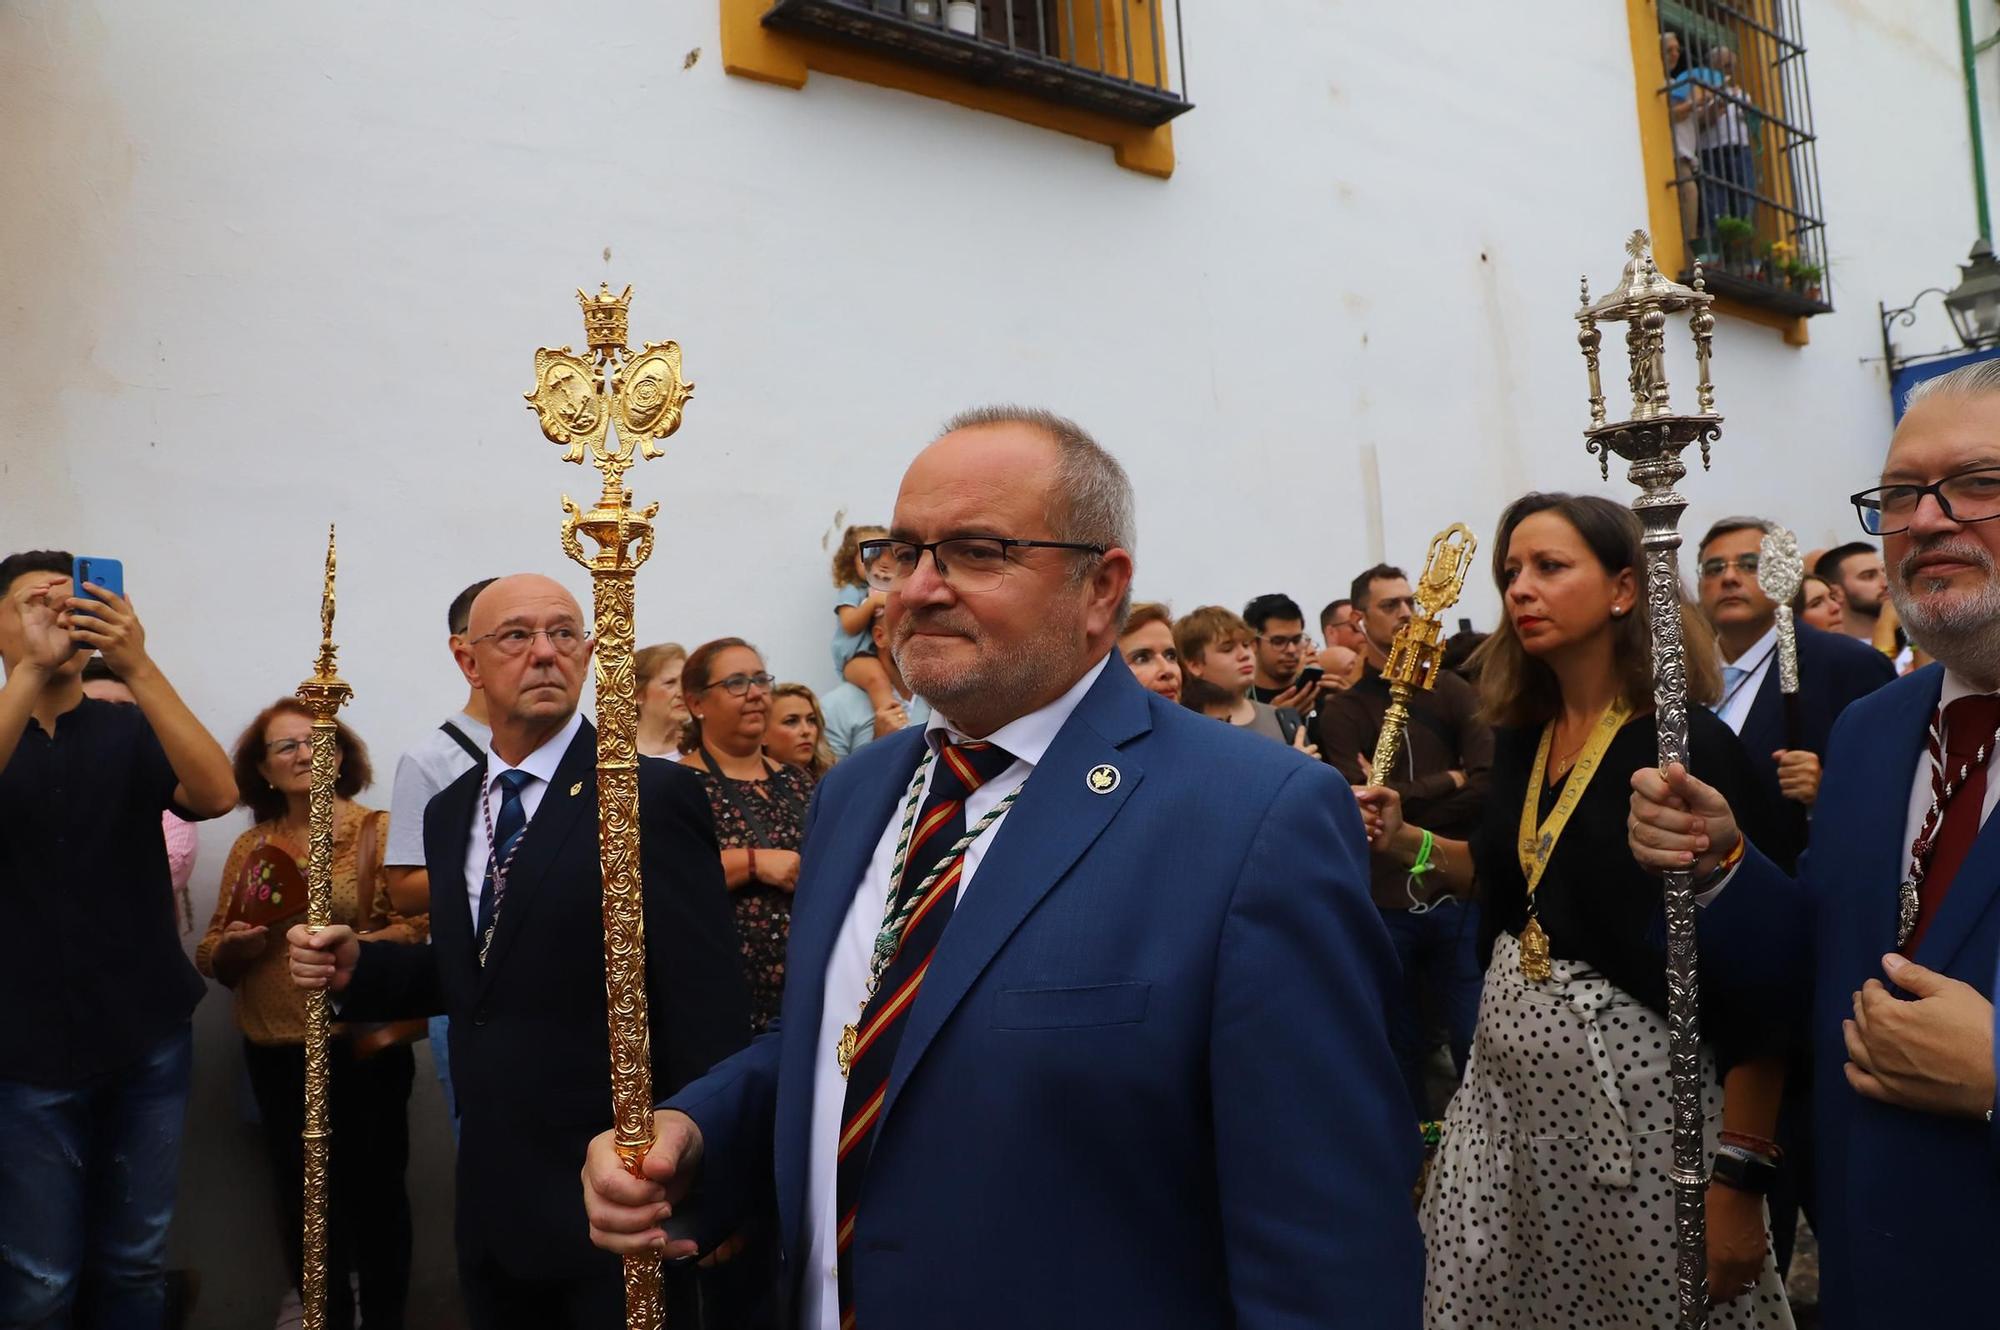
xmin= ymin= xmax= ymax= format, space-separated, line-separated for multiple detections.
xmin=1881 ymin=237 xmax=2000 ymax=375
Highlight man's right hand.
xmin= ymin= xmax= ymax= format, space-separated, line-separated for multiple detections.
xmin=583 ymin=1109 xmax=705 ymax=1259
xmin=1629 ymin=762 xmax=1741 ymax=878
xmin=286 ymin=922 xmax=360 ymax=993
xmin=11 ymin=574 xmax=80 ymax=672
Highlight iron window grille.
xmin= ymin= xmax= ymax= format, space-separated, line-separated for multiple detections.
xmin=1655 ymin=0 xmax=1831 ymax=316
xmin=762 ymin=0 xmax=1191 ymax=127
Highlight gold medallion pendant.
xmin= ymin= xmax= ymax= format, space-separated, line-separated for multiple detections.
xmin=1518 ymin=917 xmax=1553 ymax=983
xmin=837 ymin=1023 xmax=858 ymax=1078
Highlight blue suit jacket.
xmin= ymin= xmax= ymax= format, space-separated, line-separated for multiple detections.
xmin=669 ymin=656 xmax=1423 ymax=1329
xmin=1702 ymin=665 xmax=2000 ymax=1327
xmin=1735 ymin=624 xmax=1895 ymax=871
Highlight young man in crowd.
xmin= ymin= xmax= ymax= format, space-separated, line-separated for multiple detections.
xmin=0 ymin=550 xmax=236 ymax=1329
xmin=1315 ymin=563 xmax=1490 ymax=1117
xmin=1815 ymin=541 xmax=1891 ymax=650
xmin=383 ymin=576 xmax=497 ymax=1138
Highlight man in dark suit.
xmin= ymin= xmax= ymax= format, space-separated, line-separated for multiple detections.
xmin=582 ymin=408 xmax=1423 ymax=1329
xmin=1696 ymin=517 xmax=1895 ymax=872
xmin=289 ymin=573 xmax=749 ymax=1329
xmin=1632 ymin=366 xmax=2000 ymax=1328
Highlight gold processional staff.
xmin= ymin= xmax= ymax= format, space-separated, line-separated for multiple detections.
xmin=524 ymin=284 xmax=695 ymax=1330
xmin=295 ymin=526 xmax=353 ymax=1330
xmin=1365 ymin=523 xmax=1476 ymax=792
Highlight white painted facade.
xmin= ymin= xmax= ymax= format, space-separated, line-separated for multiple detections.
xmin=0 ymin=0 xmax=1987 ymax=841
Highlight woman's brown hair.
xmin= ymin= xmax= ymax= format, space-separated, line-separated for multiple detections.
xmin=830 ymin=524 xmax=889 ymax=589
xmin=771 ymin=681 xmax=837 ymax=782
xmin=1474 ymin=492 xmax=1721 ymax=728
xmin=1121 ymin=601 xmax=1173 ymax=637
xmin=679 ymin=637 xmax=757 ymax=754
xmin=232 ymin=697 xmax=372 ymax=825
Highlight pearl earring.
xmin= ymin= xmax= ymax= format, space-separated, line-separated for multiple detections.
xmin=1612 ymin=605 xmax=1627 ymax=617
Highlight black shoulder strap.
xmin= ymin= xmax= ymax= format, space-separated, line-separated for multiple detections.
xmin=439 ymin=721 xmax=486 ymax=763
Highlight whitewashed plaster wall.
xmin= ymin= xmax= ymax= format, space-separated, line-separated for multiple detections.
xmin=0 ymin=0 xmax=1979 ymax=853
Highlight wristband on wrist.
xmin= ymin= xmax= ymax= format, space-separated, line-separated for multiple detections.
xmin=1718 ymin=1130 xmax=1781 ymax=1160
xmin=1410 ymin=829 xmax=1435 ymax=878
xmin=1710 ymin=1142 xmax=1779 ymax=1195
xmin=1695 ymin=835 xmax=1746 ymax=888
xmin=746 ymin=845 xmax=757 ymax=881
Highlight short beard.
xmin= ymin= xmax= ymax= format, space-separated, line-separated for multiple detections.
xmin=1891 ymin=538 xmax=2000 ymax=687
xmin=892 ymin=595 xmax=1085 ymax=730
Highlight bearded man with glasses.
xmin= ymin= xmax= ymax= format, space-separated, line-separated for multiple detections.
xmin=580 ymin=406 xmax=1421 ymax=1329
xmin=1630 ymin=360 xmax=2000 ymax=1329
xmin=288 ymin=573 xmax=749 ymax=1330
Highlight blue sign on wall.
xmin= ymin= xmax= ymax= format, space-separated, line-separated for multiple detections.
xmin=1890 ymin=346 xmax=2000 ymax=420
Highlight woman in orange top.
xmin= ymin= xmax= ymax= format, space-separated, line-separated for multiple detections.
xmin=196 ymin=697 xmax=423 ymax=1330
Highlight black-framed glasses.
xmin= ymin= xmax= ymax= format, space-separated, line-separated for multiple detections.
xmin=1257 ymin=632 xmax=1307 ymax=649
xmin=857 ymin=537 xmax=1107 ymax=594
xmin=1698 ymin=553 xmax=1761 ymax=580
xmin=702 ymin=672 xmax=776 ymax=697
xmin=1852 ymin=467 xmax=2000 ymax=535
xmin=468 ymin=626 xmax=592 ymax=658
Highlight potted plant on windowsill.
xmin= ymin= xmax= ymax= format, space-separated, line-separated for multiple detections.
xmin=1791 ymin=261 xmax=1824 ymax=302
xmin=1713 ymin=215 xmax=1756 ymax=274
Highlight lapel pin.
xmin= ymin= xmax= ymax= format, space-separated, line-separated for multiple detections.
xmin=569 ymin=781 xmax=583 ymax=796
xmin=1086 ymin=763 xmax=1121 ymax=795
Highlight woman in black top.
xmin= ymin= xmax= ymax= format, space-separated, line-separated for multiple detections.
xmin=1357 ymin=494 xmax=1793 ymax=1328
xmin=678 ymin=637 xmax=812 ymax=1034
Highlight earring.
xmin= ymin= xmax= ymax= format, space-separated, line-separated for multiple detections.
xmin=1611 ymin=605 xmax=1627 ymax=618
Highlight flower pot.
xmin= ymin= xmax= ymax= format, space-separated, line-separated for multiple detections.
xmin=945 ymin=0 xmax=978 ymax=34
xmin=1806 ymin=284 xmax=1823 ymax=302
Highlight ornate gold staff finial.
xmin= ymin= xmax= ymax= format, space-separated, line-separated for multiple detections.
xmin=1366 ymin=523 xmax=1476 ymax=788
xmin=293 ymin=524 xmax=353 ymax=1330
xmin=525 ymin=284 xmax=693 ymax=1330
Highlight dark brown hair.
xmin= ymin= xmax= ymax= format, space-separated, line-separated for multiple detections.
xmin=1348 ymin=564 xmax=1409 ymax=610
xmin=679 ymin=637 xmax=757 ymax=754
xmin=1178 ymin=670 xmax=1237 ymax=715
xmin=1474 ymin=493 xmax=1721 ymax=728
xmin=232 ymin=697 xmax=372 ymax=825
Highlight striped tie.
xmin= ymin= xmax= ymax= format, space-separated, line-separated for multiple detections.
xmin=475 ymin=768 xmax=531 ymax=944
xmin=835 ymin=737 xmax=1016 ymax=1327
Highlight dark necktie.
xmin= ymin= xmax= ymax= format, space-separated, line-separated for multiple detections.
xmin=835 ymin=737 xmax=1017 ymax=1327
xmin=1910 ymin=694 xmax=2000 ymax=951
xmin=476 ymin=768 xmax=532 ymax=945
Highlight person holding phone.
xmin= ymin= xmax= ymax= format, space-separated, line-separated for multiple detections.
xmin=0 ymin=549 xmax=237 ymax=1330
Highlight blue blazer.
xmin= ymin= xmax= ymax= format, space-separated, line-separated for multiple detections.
xmin=1701 ymin=665 xmax=2000 ymax=1327
xmin=1735 ymin=624 xmax=1895 ymax=871
xmin=669 ymin=657 xmax=1424 ymax=1329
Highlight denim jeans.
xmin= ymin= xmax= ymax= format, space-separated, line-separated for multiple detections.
xmin=1378 ymin=901 xmax=1483 ymax=1120
xmin=0 ymin=1024 xmax=193 ymax=1330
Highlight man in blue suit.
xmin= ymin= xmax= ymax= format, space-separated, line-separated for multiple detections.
xmin=584 ymin=406 xmax=1423 ymax=1328
xmin=1631 ymin=363 xmax=2000 ymax=1326
xmin=1696 ymin=516 xmax=1895 ymax=872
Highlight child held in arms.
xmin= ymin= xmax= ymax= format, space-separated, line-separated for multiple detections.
xmin=830 ymin=524 xmax=897 ymax=710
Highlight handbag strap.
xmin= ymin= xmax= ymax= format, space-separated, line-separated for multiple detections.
xmin=439 ymin=720 xmax=486 ymax=763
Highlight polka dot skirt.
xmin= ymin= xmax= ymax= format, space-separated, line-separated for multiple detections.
xmin=1418 ymin=935 xmax=1794 ymax=1328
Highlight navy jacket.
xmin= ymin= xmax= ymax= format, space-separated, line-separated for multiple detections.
xmin=339 ymin=721 xmax=750 ymax=1278
xmin=1734 ymin=623 xmax=1894 ymax=871
xmin=1701 ymin=666 xmax=2000 ymax=1327
xmin=669 ymin=656 xmax=1424 ymax=1329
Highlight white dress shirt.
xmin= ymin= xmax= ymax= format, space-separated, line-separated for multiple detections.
xmin=1713 ymin=623 xmax=1779 ymax=737
xmin=799 ymin=653 xmax=1110 ymax=1330
xmin=1901 ymin=671 xmax=2000 ymax=863
xmin=460 ymin=709 xmax=584 ymax=926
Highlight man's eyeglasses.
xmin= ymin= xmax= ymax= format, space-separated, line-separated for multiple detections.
xmin=1697 ymin=553 xmax=1761 ymax=580
xmin=266 ymin=737 xmax=316 ymax=759
xmin=468 ymin=626 xmax=592 ymax=658
xmin=1257 ymin=633 xmax=1307 ymax=649
xmin=701 ymin=672 xmax=776 ymax=698
xmin=857 ymin=537 xmax=1106 ymax=594
xmin=1851 ymin=468 xmax=2000 ymax=536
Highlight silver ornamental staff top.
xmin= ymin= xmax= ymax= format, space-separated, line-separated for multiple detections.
xmin=1757 ymin=526 xmax=1804 ymax=695
xmin=1574 ymin=229 xmax=1723 ymax=1330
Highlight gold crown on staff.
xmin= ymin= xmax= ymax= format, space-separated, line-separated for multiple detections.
xmin=578 ymin=283 xmax=632 ymax=364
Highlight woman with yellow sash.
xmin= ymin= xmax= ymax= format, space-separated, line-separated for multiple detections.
xmin=1357 ymin=493 xmax=1794 ymax=1328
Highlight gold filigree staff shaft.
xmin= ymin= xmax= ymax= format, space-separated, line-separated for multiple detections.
xmin=1367 ymin=524 xmax=1476 ymax=785
xmin=525 ymin=285 xmax=694 ymax=1330
xmin=295 ymin=525 xmax=353 ymax=1330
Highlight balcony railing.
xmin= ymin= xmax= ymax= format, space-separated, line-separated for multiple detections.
xmin=762 ymin=0 xmax=1191 ymax=127
xmin=1656 ymin=0 xmax=1831 ymax=317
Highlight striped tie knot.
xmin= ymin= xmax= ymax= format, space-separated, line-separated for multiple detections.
xmin=930 ymin=737 xmax=1016 ymax=804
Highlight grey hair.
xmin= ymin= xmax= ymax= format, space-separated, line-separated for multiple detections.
xmin=1903 ymin=358 xmax=2000 ymax=414
xmin=939 ymin=405 xmax=1136 ymax=621
xmin=1697 ymin=514 xmax=1773 ymax=555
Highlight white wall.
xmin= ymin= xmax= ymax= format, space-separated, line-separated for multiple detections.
xmin=0 ymin=0 xmax=1977 ymax=838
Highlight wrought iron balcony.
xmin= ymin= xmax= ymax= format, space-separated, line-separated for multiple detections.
xmin=762 ymin=0 xmax=1191 ymax=127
